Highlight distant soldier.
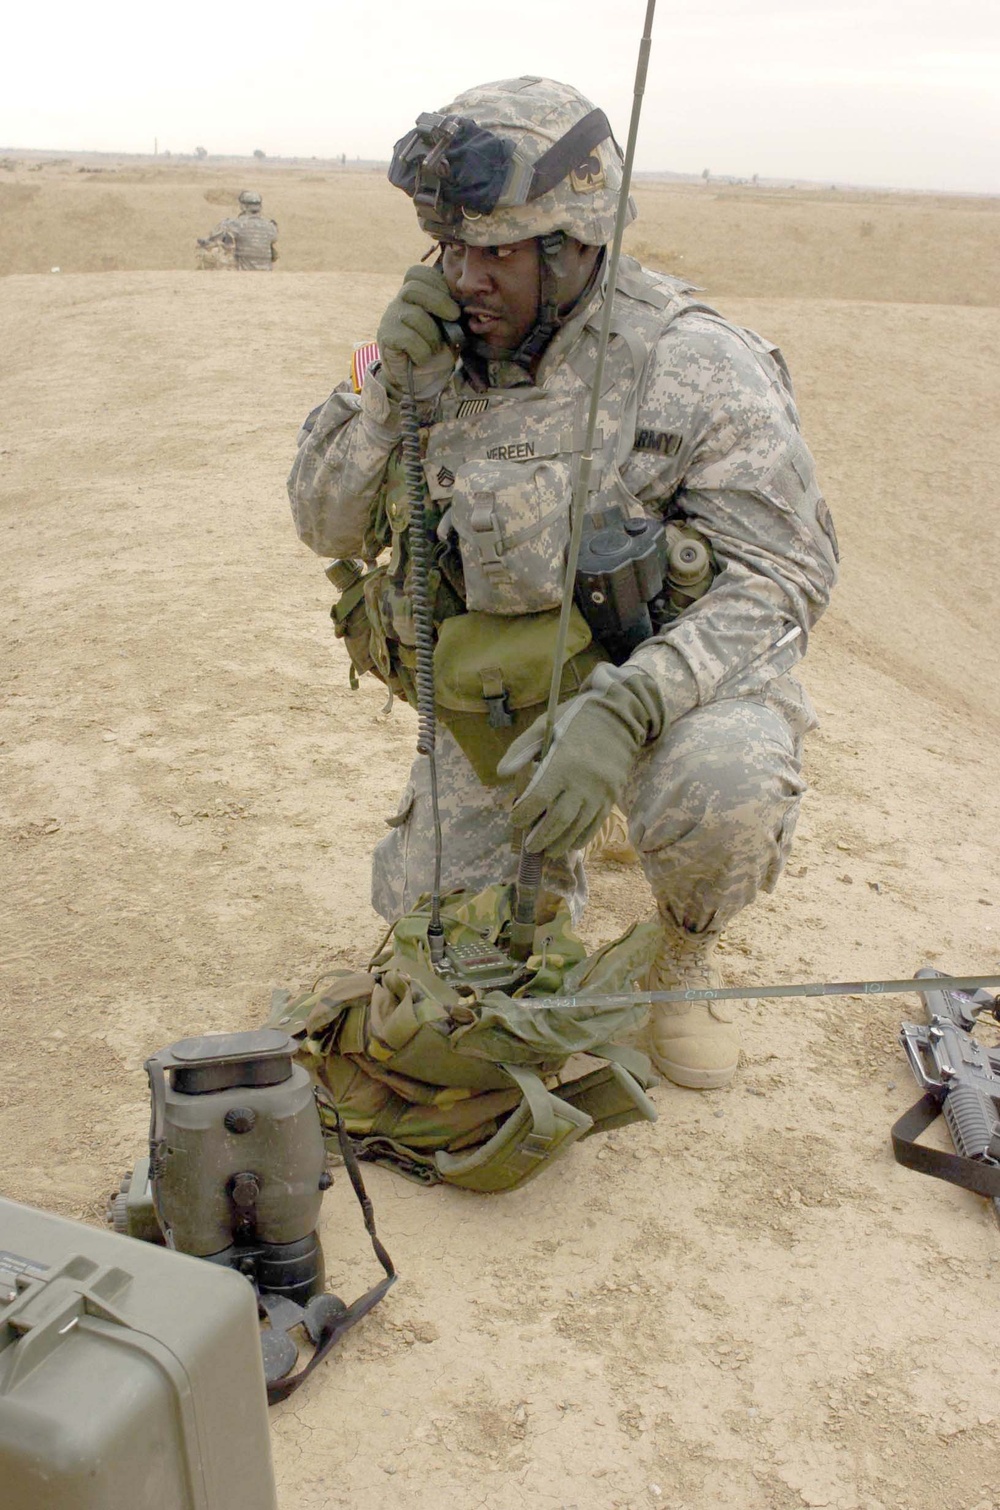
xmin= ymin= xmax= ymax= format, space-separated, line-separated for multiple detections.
xmin=197 ymin=189 xmax=278 ymax=271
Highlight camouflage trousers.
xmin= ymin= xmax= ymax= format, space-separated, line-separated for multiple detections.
xmin=371 ymin=686 xmax=811 ymax=937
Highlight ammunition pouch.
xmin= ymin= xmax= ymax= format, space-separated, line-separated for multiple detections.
xmin=327 ymin=559 xmax=416 ymax=703
xmin=328 ymin=561 xmax=378 ymax=689
xmin=327 ymin=550 xmax=464 ymax=709
xmin=433 ymin=604 xmax=608 ymax=784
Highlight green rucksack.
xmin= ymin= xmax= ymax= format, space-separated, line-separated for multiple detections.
xmin=269 ymin=885 xmax=660 ymax=1193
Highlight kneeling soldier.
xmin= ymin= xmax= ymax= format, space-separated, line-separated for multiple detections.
xmin=288 ymin=77 xmax=838 ymax=1090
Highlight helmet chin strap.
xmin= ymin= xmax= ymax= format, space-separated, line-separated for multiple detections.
xmin=509 ymin=232 xmax=569 ymax=366
xmin=469 ymin=236 xmax=604 ymax=370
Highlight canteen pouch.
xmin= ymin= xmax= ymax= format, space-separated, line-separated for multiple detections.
xmin=362 ymin=566 xmax=417 ymax=704
xmin=433 ymin=604 xmax=608 ymax=784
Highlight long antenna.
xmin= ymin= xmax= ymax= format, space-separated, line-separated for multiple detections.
xmin=542 ymin=0 xmax=657 ymax=753
xmin=509 ymin=0 xmax=657 ymax=960
xmin=524 ymin=973 xmax=1000 ymax=1010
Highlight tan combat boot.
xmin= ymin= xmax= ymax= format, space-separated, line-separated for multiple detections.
xmin=645 ymin=913 xmax=740 ymax=1089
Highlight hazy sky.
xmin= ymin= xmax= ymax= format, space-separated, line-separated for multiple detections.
xmin=3 ymin=0 xmax=998 ymax=193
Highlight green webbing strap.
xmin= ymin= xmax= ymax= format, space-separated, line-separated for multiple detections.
xmin=591 ymin=1041 xmax=652 ymax=1081
xmin=432 ymin=1063 xmax=593 ymax=1190
xmin=553 ymin=1043 xmax=659 ymax=1135
xmin=353 ymin=1134 xmax=442 ymax=1185
xmin=502 ymin=1062 xmax=559 ymax=1151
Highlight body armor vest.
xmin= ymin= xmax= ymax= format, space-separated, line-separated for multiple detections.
xmin=232 ymin=214 xmax=277 ymax=270
xmin=423 ymin=258 xmax=714 ymax=616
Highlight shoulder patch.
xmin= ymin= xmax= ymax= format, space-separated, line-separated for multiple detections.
xmin=635 ymin=429 xmax=682 ymax=457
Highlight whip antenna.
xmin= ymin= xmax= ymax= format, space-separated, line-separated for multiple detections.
xmin=509 ymin=0 xmax=658 ymax=959
xmin=527 ymin=972 xmax=1000 ymax=1011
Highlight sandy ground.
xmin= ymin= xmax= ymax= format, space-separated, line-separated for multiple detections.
xmin=2 ymin=166 xmax=1000 ymax=1510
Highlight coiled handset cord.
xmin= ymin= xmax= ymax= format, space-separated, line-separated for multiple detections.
xmin=400 ymin=362 xmax=446 ymax=963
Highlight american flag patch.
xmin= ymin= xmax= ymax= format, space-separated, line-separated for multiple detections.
xmin=456 ymin=398 xmax=490 ymax=417
xmin=351 ymin=341 xmax=380 ymax=394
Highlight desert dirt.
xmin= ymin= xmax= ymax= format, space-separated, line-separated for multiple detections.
xmin=2 ymin=159 xmax=1000 ymax=1510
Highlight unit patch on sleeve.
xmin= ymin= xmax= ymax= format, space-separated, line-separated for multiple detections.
xmin=635 ymin=429 xmax=682 ymax=457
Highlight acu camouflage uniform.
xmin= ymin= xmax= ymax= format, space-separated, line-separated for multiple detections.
xmin=288 ymin=82 xmax=839 ymax=943
xmin=202 ymin=208 xmax=278 ymax=271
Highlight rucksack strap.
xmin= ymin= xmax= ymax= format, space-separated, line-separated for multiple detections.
xmin=556 ymin=1046 xmax=658 ymax=1136
xmin=353 ymin=1134 xmax=443 ymax=1185
xmin=433 ymin=1063 xmax=593 ymax=1192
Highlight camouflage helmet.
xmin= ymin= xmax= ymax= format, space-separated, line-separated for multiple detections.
xmin=238 ymin=189 xmax=262 ymax=207
xmin=388 ymin=76 xmax=635 ymax=247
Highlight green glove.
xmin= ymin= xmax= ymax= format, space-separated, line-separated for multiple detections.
xmin=376 ymin=264 xmax=460 ymax=399
xmin=496 ymin=665 xmax=666 ymax=858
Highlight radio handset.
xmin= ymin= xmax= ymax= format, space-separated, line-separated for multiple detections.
xmin=428 ymin=247 xmax=467 ymax=357
xmin=439 ymin=317 xmax=467 ymax=356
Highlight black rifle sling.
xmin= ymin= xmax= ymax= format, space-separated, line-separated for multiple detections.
xmin=891 ymin=1093 xmax=1000 ymax=1200
xmin=265 ymin=1114 xmax=397 ymax=1405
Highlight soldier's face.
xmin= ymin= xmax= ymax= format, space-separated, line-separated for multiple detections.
xmin=440 ymin=239 xmax=541 ymax=354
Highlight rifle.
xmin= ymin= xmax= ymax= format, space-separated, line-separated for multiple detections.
xmin=892 ymin=967 xmax=1000 ymax=1226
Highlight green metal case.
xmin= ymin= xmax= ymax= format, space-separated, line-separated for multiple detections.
xmin=0 ymin=1196 xmax=278 ymax=1510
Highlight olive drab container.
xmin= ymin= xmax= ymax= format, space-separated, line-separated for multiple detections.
xmin=138 ymin=1029 xmax=329 ymax=1303
xmin=0 ymin=1195 xmax=278 ymax=1510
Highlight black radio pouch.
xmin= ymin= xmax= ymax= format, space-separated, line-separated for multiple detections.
xmin=575 ymin=506 xmax=716 ymax=664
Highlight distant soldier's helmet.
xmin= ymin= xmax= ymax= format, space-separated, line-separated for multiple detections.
xmin=388 ymin=76 xmax=635 ymax=247
xmin=239 ymin=189 xmax=263 ymax=207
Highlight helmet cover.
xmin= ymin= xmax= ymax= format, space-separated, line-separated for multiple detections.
xmin=389 ymin=76 xmax=636 ymax=247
